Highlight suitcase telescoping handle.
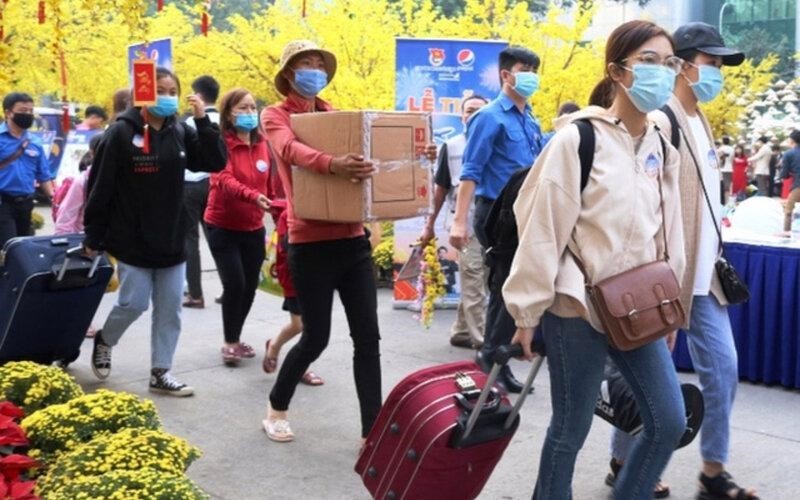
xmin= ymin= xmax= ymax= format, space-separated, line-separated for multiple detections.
xmin=56 ymin=246 xmax=102 ymax=282
xmin=462 ymin=343 xmax=545 ymax=440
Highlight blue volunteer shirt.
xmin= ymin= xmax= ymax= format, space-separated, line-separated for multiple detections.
xmin=459 ymin=92 xmax=543 ymax=200
xmin=0 ymin=122 xmax=52 ymax=197
xmin=781 ymin=147 xmax=800 ymax=192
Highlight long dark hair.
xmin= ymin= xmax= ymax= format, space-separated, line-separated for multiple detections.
xmin=589 ymin=20 xmax=675 ymax=108
xmin=219 ymin=88 xmax=261 ymax=143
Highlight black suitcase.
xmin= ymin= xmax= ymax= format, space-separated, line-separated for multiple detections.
xmin=0 ymin=234 xmax=112 ymax=364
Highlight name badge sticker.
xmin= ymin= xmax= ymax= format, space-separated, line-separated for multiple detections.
xmin=256 ymin=159 xmax=268 ymax=173
xmin=132 ymin=134 xmax=145 ymax=148
xmin=708 ymin=148 xmax=719 ymax=170
xmin=645 ymin=153 xmax=661 ymax=178
xmin=24 ymin=148 xmax=39 ymax=157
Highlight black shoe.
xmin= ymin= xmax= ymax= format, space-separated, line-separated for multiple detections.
xmin=215 ymin=294 xmax=223 ymax=304
xmin=475 ymin=349 xmax=492 ymax=374
xmin=149 ymin=369 xmax=194 ymax=397
xmin=450 ymin=336 xmax=474 ymax=349
xmin=91 ymin=331 xmax=112 ymax=380
xmin=499 ymin=365 xmax=533 ymax=394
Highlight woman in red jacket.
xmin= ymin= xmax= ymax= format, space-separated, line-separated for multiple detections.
xmin=204 ymin=88 xmax=271 ymax=365
xmin=732 ymin=144 xmax=749 ymax=198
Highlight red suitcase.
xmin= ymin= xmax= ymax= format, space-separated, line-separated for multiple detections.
xmin=355 ymin=350 xmax=543 ymax=500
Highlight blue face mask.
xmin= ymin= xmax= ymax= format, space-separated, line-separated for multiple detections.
xmin=513 ymin=71 xmax=540 ymax=98
xmin=293 ymin=69 xmax=328 ymax=97
xmin=234 ymin=113 xmax=258 ymax=131
xmin=148 ymin=95 xmax=179 ymax=118
xmin=620 ymin=64 xmax=676 ymax=113
xmin=688 ymin=64 xmax=724 ymax=103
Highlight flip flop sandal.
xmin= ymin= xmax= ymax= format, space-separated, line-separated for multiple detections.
xmin=262 ymin=339 xmax=278 ymax=373
xmin=606 ymin=459 xmax=670 ymax=499
xmin=300 ymin=371 xmax=324 ymax=386
xmin=262 ymin=418 xmax=294 ymax=442
xmin=221 ymin=346 xmax=241 ymax=366
xmin=236 ymin=342 xmax=256 ymax=358
xmin=698 ymin=471 xmax=759 ymax=500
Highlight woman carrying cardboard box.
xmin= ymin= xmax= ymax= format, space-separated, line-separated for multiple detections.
xmin=259 ymin=41 xmax=382 ymax=444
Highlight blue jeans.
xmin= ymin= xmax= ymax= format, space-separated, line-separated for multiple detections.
xmin=533 ymin=312 xmax=685 ymax=500
xmin=101 ymin=261 xmax=185 ymax=370
xmin=685 ymin=294 xmax=738 ymax=463
xmin=610 ymin=294 xmax=737 ymax=465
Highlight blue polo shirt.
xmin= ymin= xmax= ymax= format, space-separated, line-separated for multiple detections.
xmin=459 ymin=92 xmax=543 ymax=200
xmin=0 ymin=122 xmax=52 ymax=197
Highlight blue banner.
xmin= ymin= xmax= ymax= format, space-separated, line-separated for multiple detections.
xmin=395 ymin=38 xmax=508 ymax=144
xmin=29 ymin=110 xmax=66 ymax=178
xmin=127 ymin=38 xmax=173 ymax=85
xmin=393 ymin=38 xmax=507 ymax=308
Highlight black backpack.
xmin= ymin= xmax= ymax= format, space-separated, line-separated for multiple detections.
xmin=483 ymin=119 xmax=596 ymax=292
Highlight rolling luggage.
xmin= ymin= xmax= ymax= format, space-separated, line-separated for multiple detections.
xmin=355 ymin=344 xmax=541 ymax=500
xmin=0 ymin=234 xmax=112 ymax=365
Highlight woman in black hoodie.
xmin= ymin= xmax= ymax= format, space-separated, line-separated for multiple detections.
xmin=83 ymin=67 xmax=226 ymax=396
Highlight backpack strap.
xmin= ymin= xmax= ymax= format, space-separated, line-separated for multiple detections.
xmin=660 ymin=105 xmax=680 ymax=149
xmin=575 ymin=119 xmax=595 ymax=192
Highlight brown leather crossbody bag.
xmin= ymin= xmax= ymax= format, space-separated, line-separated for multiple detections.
xmin=571 ymin=141 xmax=685 ymax=351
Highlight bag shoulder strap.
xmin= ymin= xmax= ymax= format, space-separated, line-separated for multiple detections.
xmin=0 ymin=142 xmax=27 ymax=170
xmin=676 ymin=125 xmax=725 ymax=254
xmin=660 ymin=105 xmax=681 ymax=149
xmin=570 ymin=125 xmax=670 ymax=284
xmin=575 ymin=119 xmax=595 ymax=192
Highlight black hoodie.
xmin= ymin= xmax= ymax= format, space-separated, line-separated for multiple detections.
xmin=84 ymin=107 xmax=226 ymax=268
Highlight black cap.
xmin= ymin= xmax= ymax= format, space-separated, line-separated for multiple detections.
xmin=674 ymin=22 xmax=745 ymax=66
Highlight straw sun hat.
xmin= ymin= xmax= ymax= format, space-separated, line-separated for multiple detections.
xmin=274 ymin=40 xmax=337 ymax=96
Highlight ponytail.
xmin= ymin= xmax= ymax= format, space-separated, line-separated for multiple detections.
xmin=589 ymin=76 xmax=616 ymax=108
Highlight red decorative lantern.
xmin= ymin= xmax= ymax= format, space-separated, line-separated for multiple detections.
xmin=201 ymin=11 xmax=208 ymax=36
xmin=302 ymin=0 xmax=306 ymax=18
xmin=38 ymin=0 xmax=45 ymax=24
xmin=157 ymin=0 xmax=163 ymax=11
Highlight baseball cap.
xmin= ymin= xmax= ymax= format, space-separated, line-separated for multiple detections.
xmin=674 ymin=22 xmax=745 ymax=66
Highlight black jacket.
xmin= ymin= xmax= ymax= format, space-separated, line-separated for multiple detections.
xmin=84 ymin=107 xmax=226 ymax=268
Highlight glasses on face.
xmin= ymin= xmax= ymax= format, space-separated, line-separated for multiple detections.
xmin=620 ymin=51 xmax=684 ymax=73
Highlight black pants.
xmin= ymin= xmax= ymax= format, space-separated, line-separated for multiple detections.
xmin=472 ymin=195 xmax=516 ymax=361
xmin=182 ymin=179 xmax=209 ymax=299
xmin=206 ymin=224 xmax=265 ymax=344
xmin=0 ymin=196 xmax=34 ymax=248
xmin=269 ymin=236 xmax=382 ymax=437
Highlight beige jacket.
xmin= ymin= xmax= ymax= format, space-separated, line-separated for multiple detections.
xmin=650 ymin=95 xmax=728 ymax=322
xmin=749 ymin=143 xmax=772 ymax=176
xmin=502 ymin=106 xmax=685 ymax=332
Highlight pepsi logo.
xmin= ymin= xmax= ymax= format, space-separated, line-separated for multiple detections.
xmin=428 ymin=48 xmax=445 ymax=67
xmin=457 ymin=49 xmax=475 ymax=67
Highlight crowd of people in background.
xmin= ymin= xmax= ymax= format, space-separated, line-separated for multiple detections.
xmin=2 ymin=16 xmax=787 ymax=499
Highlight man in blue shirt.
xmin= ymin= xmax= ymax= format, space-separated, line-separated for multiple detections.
xmin=0 ymin=92 xmax=54 ymax=247
xmin=449 ymin=46 xmax=545 ymax=392
xmin=781 ymin=130 xmax=800 ymax=232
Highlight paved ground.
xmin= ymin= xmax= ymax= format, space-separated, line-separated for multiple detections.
xmin=39 ymin=210 xmax=800 ymax=499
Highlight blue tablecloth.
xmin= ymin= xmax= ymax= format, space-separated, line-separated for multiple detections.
xmin=673 ymin=242 xmax=800 ymax=388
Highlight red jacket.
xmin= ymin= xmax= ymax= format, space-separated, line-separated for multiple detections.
xmin=260 ymin=92 xmax=364 ymax=244
xmin=204 ymin=131 xmax=270 ymax=232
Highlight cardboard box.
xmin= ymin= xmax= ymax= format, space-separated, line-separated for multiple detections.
xmin=290 ymin=111 xmax=433 ymax=222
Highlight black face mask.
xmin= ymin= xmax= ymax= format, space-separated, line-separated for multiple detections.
xmin=11 ymin=113 xmax=34 ymax=129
